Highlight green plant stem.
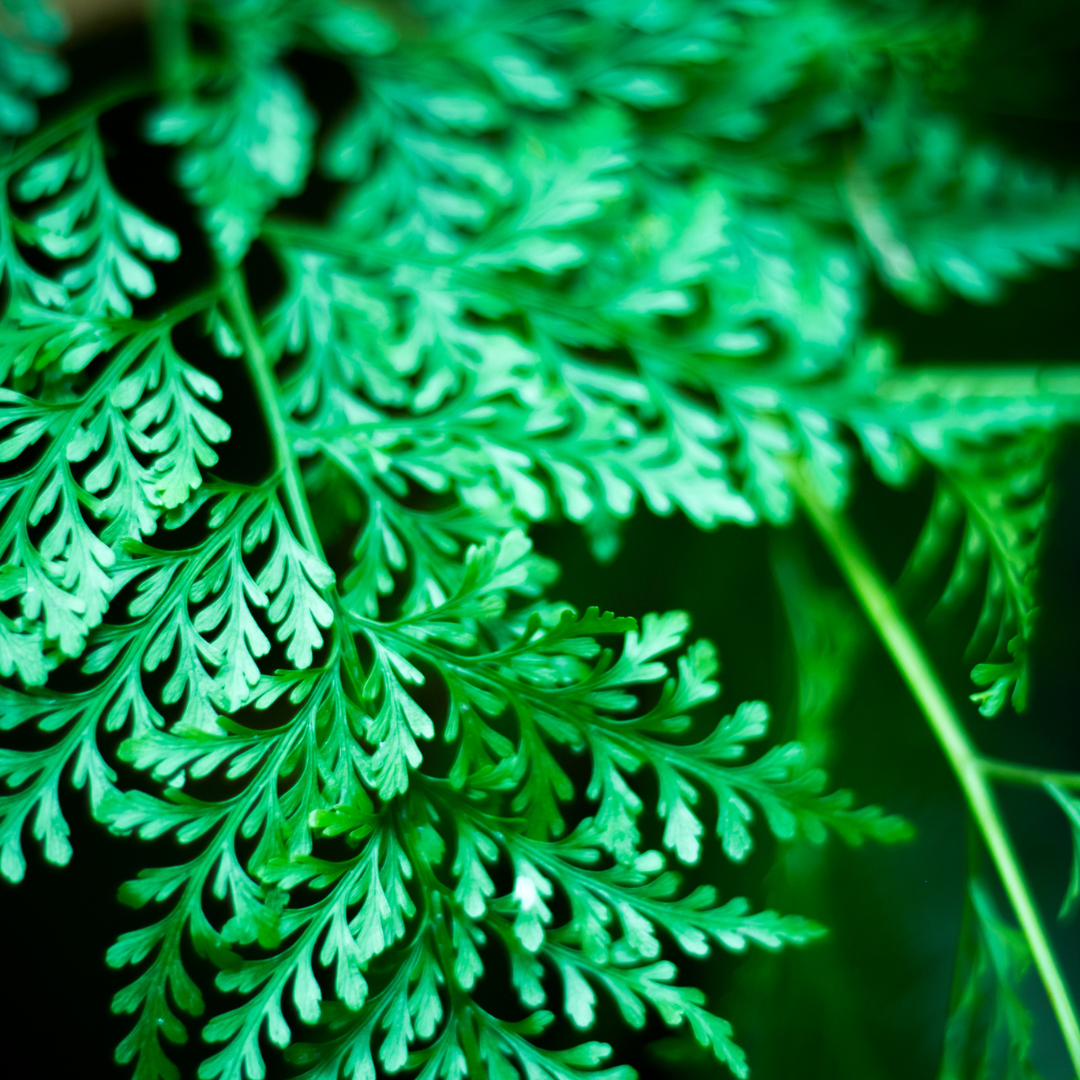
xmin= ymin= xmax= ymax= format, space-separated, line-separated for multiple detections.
xmin=223 ymin=266 xmax=325 ymax=561
xmin=792 ymin=465 xmax=1080 ymax=1076
xmin=981 ymin=760 xmax=1080 ymax=791
xmin=223 ymin=265 xmax=369 ymax=702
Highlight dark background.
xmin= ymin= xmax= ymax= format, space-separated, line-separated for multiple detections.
xmin=2 ymin=1 xmax=1080 ymax=1077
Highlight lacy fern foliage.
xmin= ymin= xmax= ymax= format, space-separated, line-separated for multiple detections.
xmin=3 ymin=1 xmax=1080 ymax=1079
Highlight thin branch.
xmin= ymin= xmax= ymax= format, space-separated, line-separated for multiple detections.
xmin=981 ymin=760 xmax=1080 ymax=792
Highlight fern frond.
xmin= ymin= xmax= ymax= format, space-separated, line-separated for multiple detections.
xmin=148 ymin=63 xmax=314 ymax=266
xmin=849 ymin=100 xmax=1080 ymax=307
xmin=0 ymin=0 xmax=67 ymax=136
xmin=13 ymin=123 xmax=179 ymax=314
xmin=900 ymin=433 xmax=1050 ymax=716
xmin=4 ymin=2 xmax=1080 ymax=1078
xmin=940 ymin=879 xmax=1040 ymax=1080
xmin=93 ymin=524 xmax=902 ymax=1080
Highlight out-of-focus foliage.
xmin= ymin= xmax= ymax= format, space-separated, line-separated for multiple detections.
xmin=0 ymin=0 xmax=67 ymax=135
xmin=2 ymin=1 xmax=1080 ymax=1079
xmin=940 ymin=880 xmax=1040 ymax=1080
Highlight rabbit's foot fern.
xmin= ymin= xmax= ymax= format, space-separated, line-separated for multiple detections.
xmin=4 ymin=0 xmax=1080 ymax=1078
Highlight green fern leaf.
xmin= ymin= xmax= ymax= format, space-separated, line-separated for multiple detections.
xmin=940 ymin=879 xmax=1040 ymax=1080
xmin=0 ymin=0 xmax=67 ymax=136
xmin=4 ymin=3 xmax=1080 ymax=1078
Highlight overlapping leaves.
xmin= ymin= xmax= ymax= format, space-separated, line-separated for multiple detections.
xmin=3 ymin=2 xmax=1080 ymax=1080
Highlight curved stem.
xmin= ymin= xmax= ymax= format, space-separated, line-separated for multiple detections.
xmin=222 ymin=266 xmax=324 ymax=561
xmin=791 ymin=465 xmax=1080 ymax=1076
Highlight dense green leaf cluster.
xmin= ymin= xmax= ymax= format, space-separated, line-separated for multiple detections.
xmin=2 ymin=1 xmax=1080 ymax=1078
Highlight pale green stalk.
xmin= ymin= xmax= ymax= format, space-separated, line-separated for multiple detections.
xmin=222 ymin=266 xmax=325 ymax=561
xmin=981 ymin=761 xmax=1080 ymax=791
xmin=791 ymin=465 xmax=1080 ymax=1077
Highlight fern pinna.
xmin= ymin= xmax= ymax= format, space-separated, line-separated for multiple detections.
xmin=2 ymin=1 xmax=1080 ymax=1078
